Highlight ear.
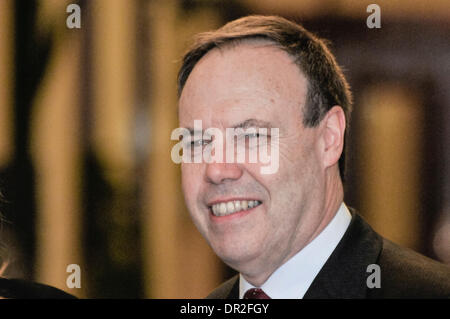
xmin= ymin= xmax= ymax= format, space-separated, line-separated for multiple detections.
xmin=318 ymin=105 xmax=346 ymax=169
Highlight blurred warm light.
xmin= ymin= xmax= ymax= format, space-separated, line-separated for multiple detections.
xmin=338 ymin=0 xmax=450 ymax=20
xmin=36 ymin=0 xmax=72 ymax=35
xmin=433 ymin=207 xmax=450 ymax=263
xmin=244 ymin=0 xmax=450 ymax=20
xmin=0 ymin=0 xmax=13 ymax=167
xmin=30 ymin=27 xmax=84 ymax=297
xmin=243 ymin=0 xmax=327 ymax=17
xmin=143 ymin=0 xmax=223 ymax=298
xmin=91 ymin=0 xmax=136 ymax=188
xmin=142 ymin=0 xmax=180 ymax=298
xmin=359 ymin=84 xmax=423 ymax=249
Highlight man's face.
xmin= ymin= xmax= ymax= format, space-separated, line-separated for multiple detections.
xmin=179 ymin=42 xmax=327 ymax=280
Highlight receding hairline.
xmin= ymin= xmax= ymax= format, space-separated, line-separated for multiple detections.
xmin=179 ymin=36 xmax=307 ymax=97
xmin=178 ymin=38 xmax=309 ymax=114
xmin=210 ymin=36 xmax=291 ymax=53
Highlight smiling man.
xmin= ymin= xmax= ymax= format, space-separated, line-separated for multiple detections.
xmin=177 ymin=15 xmax=450 ymax=299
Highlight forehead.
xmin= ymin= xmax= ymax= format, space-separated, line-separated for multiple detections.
xmin=178 ymin=41 xmax=308 ymax=126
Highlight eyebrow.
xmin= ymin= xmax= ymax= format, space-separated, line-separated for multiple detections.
xmin=232 ymin=119 xmax=273 ymax=130
xmin=183 ymin=118 xmax=274 ymax=136
xmin=181 ymin=127 xmax=202 ymax=141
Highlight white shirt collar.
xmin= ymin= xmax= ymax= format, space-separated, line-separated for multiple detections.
xmin=239 ymin=202 xmax=352 ymax=299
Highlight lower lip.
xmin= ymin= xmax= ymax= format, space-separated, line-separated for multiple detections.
xmin=209 ymin=204 xmax=261 ymax=222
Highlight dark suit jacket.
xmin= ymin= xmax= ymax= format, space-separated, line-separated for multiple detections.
xmin=0 ymin=278 xmax=76 ymax=299
xmin=206 ymin=212 xmax=450 ymax=298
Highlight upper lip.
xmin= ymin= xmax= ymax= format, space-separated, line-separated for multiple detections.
xmin=206 ymin=197 xmax=262 ymax=207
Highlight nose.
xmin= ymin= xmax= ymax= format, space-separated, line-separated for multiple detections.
xmin=205 ymin=162 xmax=243 ymax=184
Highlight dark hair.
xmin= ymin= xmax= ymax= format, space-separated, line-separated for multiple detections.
xmin=177 ymin=15 xmax=353 ymax=179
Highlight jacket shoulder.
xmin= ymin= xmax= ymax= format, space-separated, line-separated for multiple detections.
xmin=0 ymin=277 xmax=77 ymax=299
xmin=205 ymin=275 xmax=239 ymax=299
xmin=371 ymin=239 xmax=450 ymax=298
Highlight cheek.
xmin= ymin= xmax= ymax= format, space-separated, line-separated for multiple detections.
xmin=266 ymin=140 xmax=318 ymax=205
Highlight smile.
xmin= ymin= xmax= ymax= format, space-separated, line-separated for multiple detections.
xmin=210 ymin=200 xmax=262 ymax=217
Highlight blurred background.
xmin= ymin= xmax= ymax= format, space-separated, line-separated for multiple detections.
xmin=0 ymin=0 xmax=449 ymax=298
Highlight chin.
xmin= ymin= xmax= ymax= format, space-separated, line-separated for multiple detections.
xmin=210 ymin=238 xmax=262 ymax=270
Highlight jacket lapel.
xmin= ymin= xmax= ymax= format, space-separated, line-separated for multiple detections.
xmin=304 ymin=211 xmax=383 ymax=298
xmin=226 ymin=276 xmax=240 ymax=299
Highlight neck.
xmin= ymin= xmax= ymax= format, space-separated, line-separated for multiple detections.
xmin=306 ymin=168 xmax=344 ymax=245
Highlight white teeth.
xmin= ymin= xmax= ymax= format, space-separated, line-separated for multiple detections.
xmin=219 ymin=202 xmax=227 ymax=215
xmin=210 ymin=200 xmax=261 ymax=216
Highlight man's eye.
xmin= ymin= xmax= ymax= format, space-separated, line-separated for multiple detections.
xmin=190 ymin=139 xmax=210 ymax=147
xmin=245 ymin=132 xmax=260 ymax=138
xmin=245 ymin=133 xmax=271 ymax=139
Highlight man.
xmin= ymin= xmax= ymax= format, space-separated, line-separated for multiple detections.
xmin=176 ymin=15 xmax=450 ymax=298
